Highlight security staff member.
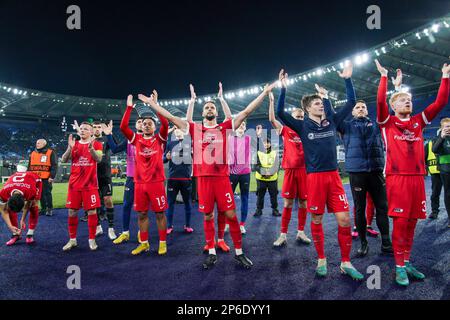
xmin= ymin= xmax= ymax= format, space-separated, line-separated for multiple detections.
xmin=254 ymin=126 xmax=280 ymax=217
xmin=28 ymin=139 xmax=57 ymax=216
xmin=425 ymin=132 xmax=442 ymax=220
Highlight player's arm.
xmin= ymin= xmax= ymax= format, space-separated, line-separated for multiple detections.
xmin=432 ymin=130 xmax=449 ymax=154
xmin=163 ymin=142 xmax=172 ymax=164
xmin=102 ymin=121 xmax=127 ymax=154
xmin=375 ymin=59 xmax=390 ymax=124
xmin=331 ymin=63 xmax=356 ymax=124
xmin=120 ymin=95 xmax=138 ymax=143
xmin=218 ymin=82 xmax=233 ymax=120
xmin=186 ymin=84 xmax=196 ymax=123
xmin=138 ymin=91 xmax=189 ymax=132
xmin=234 ymin=82 xmax=276 ymax=130
xmin=422 ymin=63 xmax=450 ymax=123
xmin=268 ymin=91 xmax=283 ymax=134
xmin=276 ymin=70 xmax=303 ymax=136
xmin=0 ymin=202 xmax=21 ymax=234
xmin=61 ymin=135 xmax=75 ymax=163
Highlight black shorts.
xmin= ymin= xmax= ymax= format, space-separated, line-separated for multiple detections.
xmin=98 ymin=178 xmax=113 ymax=197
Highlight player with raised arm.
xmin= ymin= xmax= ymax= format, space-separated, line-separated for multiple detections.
xmin=0 ymin=168 xmax=42 ymax=245
xmin=138 ymin=82 xmax=276 ymax=269
xmin=120 ymin=93 xmax=169 ymax=256
xmin=375 ymin=59 xmax=450 ymax=286
xmin=62 ymin=122 xmax=104 ymax=251
xmin=269 ymin=90 xmax=311 ymax=246
xmin=277 ymin=66 xmax=364 ymax=280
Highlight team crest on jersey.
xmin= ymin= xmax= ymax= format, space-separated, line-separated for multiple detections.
xmin=309 ymin=206 xmax=318 ymax=211
xmin=321 ymin=120 xmax=330 ymax=127
xmin=413 ymin=122 xmax=419 ymax=129
xmin=367 ymin=123 xmax=373 ymax=127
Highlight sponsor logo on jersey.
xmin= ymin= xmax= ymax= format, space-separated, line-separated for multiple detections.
xmin=394 ymin=129 xmax=420 ymax=142
xmin=139 ymin=147 xmax=158 ymax=157
xmin=394 ymin=208 xmax=404 ymax=213
xmin=73 ymin=156 xmax=94 ymax=167
xmin=307 ymin=131 xmax=334 ymax=140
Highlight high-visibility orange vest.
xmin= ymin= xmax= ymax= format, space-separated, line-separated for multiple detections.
xmin=29 ymin=149 xmax=53 ymax=179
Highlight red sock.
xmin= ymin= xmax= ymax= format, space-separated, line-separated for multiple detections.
xmin=366 ymin=194 xmax=375 ymax=226
xmin=280 ymin=207 xmax=292 ymax=234
xmin=217 ymin=211 xmax=226 ymax=239
xmin=392 ymin=217 xmax=408 ymax=266
xmin=140 ymin=231 xmax=149 ymax=242
xmin=404 ymin=219 xmax=417 ymax=261
xmin=9 ymin=211 xmax=18 ymax=229
xmin=311 ymin=222 xmax=325 ymax=259
xmin=297 ymin=207 xmax=307 ymax=232
xmin=87 ymin=214 xmax=98 ymax=240
xmin=68 ymin=216 xmax=79 ymax=239
xmin=338 ymin=226 xmax=352 ymax=263
xmin=203 ymin=219 xmax=216 ymax=250
xmin=158 ymin=228 xmax=167 ymax=242
xmin=227 ymin=215 xmax=242 ymax=250
xmin=28 ymin=205 xmax=39 ymax=230
xmin=240 ymin=221 xmax=245 ymax=227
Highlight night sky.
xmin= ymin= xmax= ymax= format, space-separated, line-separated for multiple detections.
xmin=0 ymin=0 xmax=448 ymax=99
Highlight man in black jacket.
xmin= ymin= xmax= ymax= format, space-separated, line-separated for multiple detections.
xmin=424 ymin=131 xmax=443 ymax=220
xmin=432 ymin=118 xmax=450 ymax=227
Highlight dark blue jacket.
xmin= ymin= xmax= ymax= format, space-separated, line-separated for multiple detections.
xmin=277 ymin=78 xmax=356 ymax=173
xmin=337 ymin=117 xmax=385 ymax=173
xmin=163 ymin=136 xmax=192 ymax=179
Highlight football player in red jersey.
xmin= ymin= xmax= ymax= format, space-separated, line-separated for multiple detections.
xmin=138 ymin=82 xmax=276 ymax=269
xmin=375 ymin=60 xmax=450 ymax=286
xmin=0 ymin=169 xmax=42 ymax=245
xmin=269 ymin=91 xmax=311 ymax=247
xmin=120 ymin=93 xmax=169 ymax=256
xmin=61 ymin=122 xmax=103 ymax=252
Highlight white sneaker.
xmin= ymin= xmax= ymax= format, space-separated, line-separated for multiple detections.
xmin=96 ymin=225 xmax=103 ymax=237
xmin=89 ymin=239 xmax=98 ymax=251
xmin=296 ymin=230 xmax=312 ymax=244
xmin=240 ymin=225 xmax=246 ymax=234
xmin=273 ymin=233 xmax=287 ymax=247
xmin=108 ymin=228 xmax=117 ymax=240
xmin=62 ymin=239 xmax=78 ymax=252
xmin=224 ymin=224 xmax=230 ymax=233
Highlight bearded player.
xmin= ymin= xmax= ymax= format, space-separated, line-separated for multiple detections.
xmin=120 ymin=93 xmax=169 ymax=256
xmin=269 ymin=91 xmax=311 ymax=247
xmin=375 ymin=60 xmax=450 ymax=286
xmin=62 ymin=122 xmax=103 ymax=251
xmin=138 ymin=82 xmax=276 ymax=269
xmin=0 ymin=167 xmax=42 ymax=245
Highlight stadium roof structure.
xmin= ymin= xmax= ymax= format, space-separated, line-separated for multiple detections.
xmin=1 ymin=14 xmax=450 ymax=122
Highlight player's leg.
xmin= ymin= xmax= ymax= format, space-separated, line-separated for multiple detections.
xmin=403 ymin=218 xmax=424 ymax=280
xmin=46 ymin=180 xmax=54 ymax=216
xmin=114 ymin=177 xmax=133 ymax=244
xmin=155 ymin=211 xmax=168 ymax=255
xmin=296 ymin=169 xmax=310 ymax=244
xmin=365 ymin=193 xmax=379 ymax=237
xmin=166 ymin=180 xmax=178 ymax=234
xmin=367 ymin=172 xmax=392 ymax=253
xmin=149 ymin=181 xmax=168 ymax=255
xmin=102 ymin=178 xmax=116 ymax=240
xmin=217 ymin=211 xmax=230 ymax=252
xmin=39 ymin=179 xmax=48 ymax=215
xmin=349 ymin=173 xmax=369 ymax=257
xmin=5 ymin=210 xmax=21 ymax=245
xmin=391 ymin=216 xmax=409 ymax=286
xmin=311 ymin=213 xmax=327 ymax=276
xmin=180 ymin=180 xmax=193 ymax=233
xmin=26 ymin=200 xmax=39 ymax=244
xmin=274 ymin=197 xmax=293 ymax=247
xmin=239 ymin=174 xmax=251 ymax=234
xmin=63 ymin=189 xmax=82 ymax=251
xmin=203 ymin=211 xmax=217 ymax=269
xmin=429 ymin=173 xmax=442 ymax=219
xmin=131 ymin=184 xmax=151 ymax=255
xmin=269 ymin=180 xmax=280 ymax=216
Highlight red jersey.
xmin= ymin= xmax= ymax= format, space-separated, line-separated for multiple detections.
xmin=377 ymin=75 xmax=450 ymax=175
xmin=189 ymin=119 xmax=234 ymax=177
xmin=130 ymin=133 xmax=167 ymax=183
xmin=280 ymin=126 xmax=306 ymax=169
xmin=119 ymin=106 xmax=169 ymax=184
xmin=0 ymin=172 xmax=41 ymax=204
xmin=69 ymin=140 xmax=103 ymax=190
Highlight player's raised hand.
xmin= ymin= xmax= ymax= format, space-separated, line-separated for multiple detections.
xmin=151 ymin=90 xmax=158 ymax=104
xmin=392 ymin=69 xmax=403 ymax=88
xmin=190 ymin=84 xmax=197 ymax=101
xmin=68 ymin=134 xmax=75 ymax=149
xmin=71 ymin=120 xmax=81 ymax=135
xmin=127 ymin=95 xmax=135 ymax=108
xmin=218 ymin=82 xmax=224 ymax=99
xmin=102 ymin=120 xmax=113 ymax=135
xmin=442 ymin=63 xmax=450 ymax=76
xmin=338 ymin=61 xmax=353 ymax=79
xmin=315 ymin=84 xmax=329 ymax=99
xmin=279 ymin=69 xmax=288 ymax=88
xmin=375 ymin=59 xmax=388 ymax=76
